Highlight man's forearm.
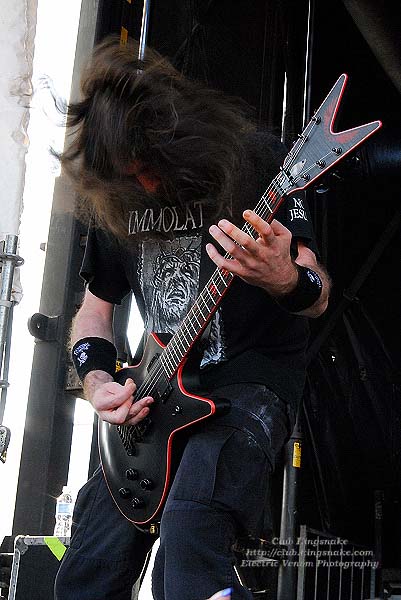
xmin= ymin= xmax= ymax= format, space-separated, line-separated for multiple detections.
xmin=71 ymin=289 xmax=115 ymax=344
xmin=71 ymin=309 xmax=114 ymax=346
xmin=71 ymin=291 xmax=116 ymax=399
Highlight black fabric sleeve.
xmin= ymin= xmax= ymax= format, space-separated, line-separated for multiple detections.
xmin=275 ymin=190 xmax=319 ymax=255
xmin=80 ymin=225 xmax=131 ymax=305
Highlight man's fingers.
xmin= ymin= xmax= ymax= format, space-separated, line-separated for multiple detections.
xmin=99 ymin=397 xmax=132 ymax=424
xmin=94 ymin=380 xmax=135 ymax=411
xmin=205 ymin=242 xmax=227 ymax=266
xmin=208 ymin=224 xmax=243 ymax=257
xmin=127 ymin=396 xmax=154 ymax=418
xmin=205 ymin=243 xmax=240 ymax=275
xmin=269 ymin=217 xmax=291 ymax=237
xmin=125 ymin=406 xmax=151 ymax=426
xmin=208 ymin=214 xmax=284 ymax=262
xmin=213 ymin=219 xmax=258 ymax=252
xmin=98 ymin=396 xmax=153 ymax=425
xmin=98 ymin=398 xmax=154 ymax=425
xmin=243 ymin=210 xmax=276 ymax=243
xmin=124 ymin=377 xmax=136 ymax=390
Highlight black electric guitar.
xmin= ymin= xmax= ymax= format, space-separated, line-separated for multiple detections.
xmin=99 ymin=74 xmax=381 ymax=529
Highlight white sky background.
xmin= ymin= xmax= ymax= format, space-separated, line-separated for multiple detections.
xmin=1 ymin=2 xmax=156 ymax=596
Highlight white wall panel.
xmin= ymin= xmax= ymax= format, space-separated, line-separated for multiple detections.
xmin=0 ymin=0 xmax=38 ymax=239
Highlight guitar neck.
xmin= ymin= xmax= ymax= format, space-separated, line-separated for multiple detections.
xmin=160 ymin=174 xmax=287 ymax=379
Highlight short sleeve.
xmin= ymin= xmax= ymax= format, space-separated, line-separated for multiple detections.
xmin=80 ymin=225 xmax=131 ymax=305
xmin=275 ymin=190 xmax=319 ymax=255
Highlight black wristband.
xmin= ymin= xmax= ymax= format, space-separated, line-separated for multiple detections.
xmin=71 ymin=337 xmax=117 ymax=382
xmin=275 ymin=264 xmax=323 ymax=312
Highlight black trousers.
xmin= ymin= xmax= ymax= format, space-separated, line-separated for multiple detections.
xmin=54 ymin=384 xmax=293 ymax=600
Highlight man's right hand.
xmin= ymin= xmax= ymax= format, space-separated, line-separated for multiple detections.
xmin=84 ymin=370 xmax=154 ymax=425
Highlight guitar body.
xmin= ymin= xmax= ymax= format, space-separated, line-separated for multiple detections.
xmin=99 ymin=332 xmax=227 ymax=527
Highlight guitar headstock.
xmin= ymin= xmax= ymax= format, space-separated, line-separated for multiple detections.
xmin=278 ymin=74 xmax=382 ymax=196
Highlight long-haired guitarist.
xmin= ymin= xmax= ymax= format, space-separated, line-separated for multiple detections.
xmin=55 ymin=36 xmax=330 ymax=600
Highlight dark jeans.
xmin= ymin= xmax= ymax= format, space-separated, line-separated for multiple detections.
xmin=54 ymin=384 xmax=293 ymax=600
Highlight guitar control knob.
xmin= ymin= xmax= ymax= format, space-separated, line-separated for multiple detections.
xmin=332 ymin=147 xmax=342 ymax=155
xmin=126 ymin=468 xmax=139 ymax=481
xmin=118 ymin=487 xmax=132 ymax=499
xmin=172 ymin=405 xmax=182 ymax=416
xmin=316 ymin=160 xmax=326 ymax=168
xmin=132 ymin=497 xmax=145 ymax=509
xmin=139 ymin=478 xmax=154 ymax=491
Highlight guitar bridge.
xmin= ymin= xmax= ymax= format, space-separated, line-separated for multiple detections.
xmin=117 ymin=415 xmax=154 ymax=453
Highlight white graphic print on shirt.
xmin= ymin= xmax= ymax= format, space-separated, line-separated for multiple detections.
xmin=138 ymin=235 xmax=225 ymax=367
xmin=128 ymin=200 xmax=207 ymax=235
xmin=288 ymin=196 xmax=309 ymax=222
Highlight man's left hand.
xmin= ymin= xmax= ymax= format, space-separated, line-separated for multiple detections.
xmin=206 ymin=210 xmax=298 ymax=297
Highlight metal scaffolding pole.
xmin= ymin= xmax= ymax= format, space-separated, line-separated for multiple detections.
xmin=138 ymin=0 xmax=151 ymax=62
xmin=0 ymin=235 xmax=23 ymax=423
xmin=277 ymin=417 xmax=303 ymax=600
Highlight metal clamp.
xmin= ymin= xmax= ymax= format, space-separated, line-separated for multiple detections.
xmin=0 ymin=300 xmax=13 ymax=307
xmin=0 ymin=252 xmax=24 ymax=267
xmin=28 ymin=313 xmax=61 ymax=342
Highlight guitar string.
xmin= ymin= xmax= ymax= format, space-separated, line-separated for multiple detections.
xmin=121 ymin=117 xmax=321 ymax=428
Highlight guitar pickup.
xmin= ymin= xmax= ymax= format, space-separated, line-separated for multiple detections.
xmin=160 ymin=382 xmax=173 ymax=404
xmin=153 ymin=379 xmax=173 ymax=404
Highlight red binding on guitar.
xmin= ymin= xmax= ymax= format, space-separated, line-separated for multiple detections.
xmin=99 ymin=74 xmax=381 ymax=529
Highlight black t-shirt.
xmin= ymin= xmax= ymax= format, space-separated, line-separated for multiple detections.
xmin=80 ymin=131 xmax=317 ymax=411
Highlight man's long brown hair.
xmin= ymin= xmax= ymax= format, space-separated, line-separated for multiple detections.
xmin=59 ymin=36 xmax=254 ymax=239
